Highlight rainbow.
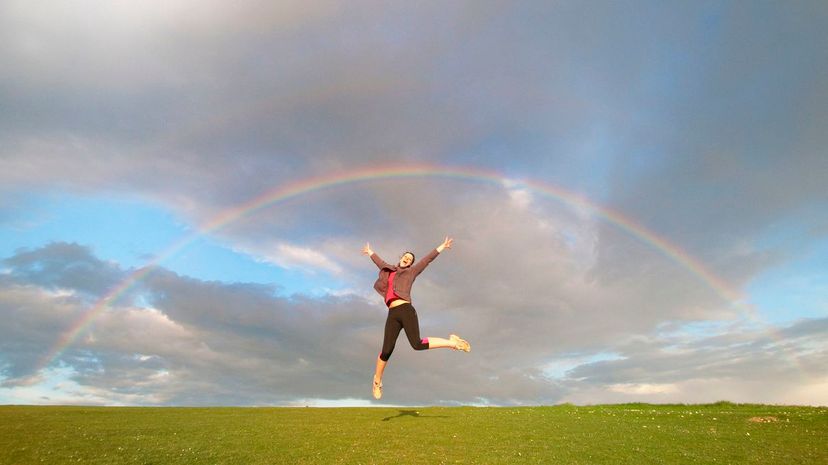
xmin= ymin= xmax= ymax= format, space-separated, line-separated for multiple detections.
xmin=36 ymin=164 xmax=747 ymax=373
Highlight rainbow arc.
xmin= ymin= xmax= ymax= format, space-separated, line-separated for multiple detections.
xmin=36 ymin=164 xmax=751 ymax=374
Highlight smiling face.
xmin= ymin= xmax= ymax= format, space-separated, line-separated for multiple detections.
xmin=398 ymin=252 xmax=415 ymax=268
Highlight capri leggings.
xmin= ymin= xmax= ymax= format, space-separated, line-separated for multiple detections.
xmin=379 ymin=303 xmax=429 ymax=361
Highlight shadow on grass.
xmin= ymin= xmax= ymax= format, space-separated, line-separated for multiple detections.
xmin=382 ymin=410 xmax=449 ymax=422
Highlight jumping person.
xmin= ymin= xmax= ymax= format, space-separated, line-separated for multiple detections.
xmin=362 ymin=236 xmax=470 ymax=400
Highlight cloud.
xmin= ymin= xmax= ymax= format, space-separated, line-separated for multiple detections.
xmin=2 ymin=219 xmax=825 ymax=405
xmin=0 ymin=276 xmax=87 ymax=381
xmin=2 ymin=2 xmax=825 ymax=277
xmin=3 ymin=242 xmax=126 ymax=297
xmin=0 ymin=243 xmax=381 ymax=403
xmin=230 ymin=241 xmax=344 ymax=275
xmin=1 ymin=2 xmax=826 ymax=406
xmin=3 ymin=0 xmax=823 ymax=250
xmin=608 ymin=383 xmax=679 ymax=395
xmin=556 ymin=316 xmax=828 ymax=405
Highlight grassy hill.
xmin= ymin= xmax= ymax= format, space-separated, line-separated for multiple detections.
xmin=1 ymin=403 xmax=825 ymax=464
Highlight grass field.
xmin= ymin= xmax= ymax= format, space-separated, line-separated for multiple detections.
xmin=1 ymin=403 xmax=825 ymax=464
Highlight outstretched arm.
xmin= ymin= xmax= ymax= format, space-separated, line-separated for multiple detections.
xmin=363 ymin=242 xmax=392 ymax=269
xmin=412 ymin=236 xmax=453 ymax=275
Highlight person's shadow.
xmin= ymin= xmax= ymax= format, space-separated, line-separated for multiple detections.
xmin=381 ymin=410 xmax=449 ymax=421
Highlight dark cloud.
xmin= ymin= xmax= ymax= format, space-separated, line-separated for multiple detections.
xmin=0 ymin=276 xmax=83 ymax=381
xmin=3 ymin=242 xmax=126 ymax=298
xmin=2 ymin=1 xmax=826 ymax=248
xmin=1 ymin=1 xmax=827 ymax=405
xmin=1 ymin=218 xmax=823 ymax=405
xmin=2 ymin=0 xmax=824 ymax=249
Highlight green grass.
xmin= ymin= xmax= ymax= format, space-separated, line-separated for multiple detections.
xmin=1 ymin=403 xmax=825 ymax=464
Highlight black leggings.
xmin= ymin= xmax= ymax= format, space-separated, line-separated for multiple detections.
xmin=379 ymin=303 xmax=429 ymax=361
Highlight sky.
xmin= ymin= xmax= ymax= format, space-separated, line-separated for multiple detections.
xmin=1 ymin=0 xmax=827 ymax=407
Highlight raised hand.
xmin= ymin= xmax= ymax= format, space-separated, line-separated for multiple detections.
xmin=362 ymin=242 xmax=374 ymax=256
xmin=438 ymin=236 xmax=453 ymax=252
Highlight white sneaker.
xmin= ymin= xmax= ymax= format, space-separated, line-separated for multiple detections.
xmin=450 ymin=334 xmax=471 ymax=352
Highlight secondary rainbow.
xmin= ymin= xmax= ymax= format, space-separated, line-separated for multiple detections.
xmin=36 ymin=164 xmax=745 ymax=374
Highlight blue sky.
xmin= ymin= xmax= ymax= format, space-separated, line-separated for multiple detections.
xmin=0 ymin=193 xmax=324 ymax=294
xmin=1 ymin=0 xmax=826 ymax=406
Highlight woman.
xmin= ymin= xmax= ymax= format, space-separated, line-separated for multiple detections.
xmin=362 ymin=236 xmax=470 ymax=400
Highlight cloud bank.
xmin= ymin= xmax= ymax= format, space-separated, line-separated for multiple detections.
xmin=1 ymin=1 xmax=827 ymax=405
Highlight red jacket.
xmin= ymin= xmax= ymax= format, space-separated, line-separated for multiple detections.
xmin=370 ymin=248 xmax=440 ymax=303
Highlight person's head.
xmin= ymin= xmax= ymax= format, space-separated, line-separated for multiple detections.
xmin=398 ymin=251 xmax=415 ymax=268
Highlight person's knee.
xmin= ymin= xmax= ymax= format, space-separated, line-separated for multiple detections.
xmin=411 ymin=337 xmax=429 ymax=351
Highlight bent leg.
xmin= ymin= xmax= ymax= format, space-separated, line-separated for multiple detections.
xmin=396 ymin=303 xmax=471 ymax=352
xmin=400 ymin=305 xmax=429 ymax=351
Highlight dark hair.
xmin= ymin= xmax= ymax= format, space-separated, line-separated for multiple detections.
xmin=402 ymin=251 xmax=415 ymax=262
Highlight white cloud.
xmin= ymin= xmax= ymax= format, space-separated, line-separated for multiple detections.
xmin=608 ymin=383 xmax=679 ymax=395
xmin=274 ymin=243 xmax=343 ymax=274
xmin=501 ymin=179 xmax=534 ymax=210
xmin=227 ymin=240 xmax=344 ymax=275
